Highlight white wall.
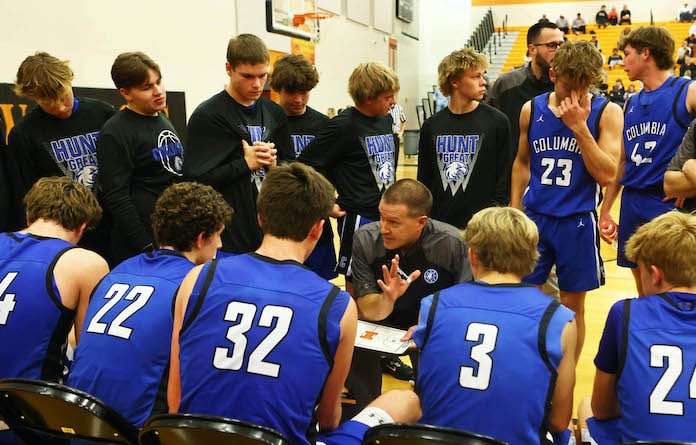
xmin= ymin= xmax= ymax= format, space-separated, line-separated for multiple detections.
xmin=477 ymin=0 xmax=689 ymax=28
xmin=0 ymin=0 xmax=442 ymax=133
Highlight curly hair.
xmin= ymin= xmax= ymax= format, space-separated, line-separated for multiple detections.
xmin=151 ymin=182 xmax=233 ymax=252
xmin=437 ymin=47 xmax=489 ymax=97
xmin=551 ymin=40 xmax=604 ymax=89
xmin=270 ymin=54 xmax=319 ymax=92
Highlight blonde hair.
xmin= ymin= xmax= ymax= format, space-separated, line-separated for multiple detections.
xmin=348 ymin=62 xmax=400 ymax=104
xmin=14 ymin=52 xmax=74 ymax=102
xmin=438 ymin=47 xmax=488 ymax=97
xmin=462 ymin=207 xmax=539 ymax=277
xmin=625 ymin=211 xmax=696 ymax=286
xmin=552 ymin=40 xmax=604 ymax=89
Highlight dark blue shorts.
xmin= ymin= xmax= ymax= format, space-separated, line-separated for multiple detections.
xmin=524 ymin=210 xmax=604 ymax=292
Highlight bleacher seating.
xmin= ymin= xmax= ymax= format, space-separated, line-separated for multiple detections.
xmin=497 ymin=21 xmax=694 ymax=92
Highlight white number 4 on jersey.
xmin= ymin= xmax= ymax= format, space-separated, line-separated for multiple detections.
xmin=0 ymin=272 xmax=19 ymax=325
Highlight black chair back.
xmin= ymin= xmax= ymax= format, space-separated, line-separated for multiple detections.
xmin=627 ymin=442 xmax=696 ymax=445
xmin=139 ymin=413 xmax=293 ymax=445
xmin=362 ymin=423 xmax=508 ymax=445
xmin=0 ymin=378 xmax=138 ymax=444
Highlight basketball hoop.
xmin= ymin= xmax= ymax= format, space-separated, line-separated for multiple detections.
xmin=293 ymin=11 xmax=333 ymax=27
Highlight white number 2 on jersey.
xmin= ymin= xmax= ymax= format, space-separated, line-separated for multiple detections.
xmin=213 ymin=302 xmax=294 ymax=378
xmin=0 ymin=272 xmax=18 ymax=325
xmin=86 ymin=283 xmax=154 ymax=340
xmin=649 ymin=344 xmax=696 ymax=415
xmin=459 ymin=322 xmax=499 ymax=390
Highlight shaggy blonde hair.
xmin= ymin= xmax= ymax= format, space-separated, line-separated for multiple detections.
xmin=348 ymin=62 xmax=400 ymax=104
xmin=437 ymin=47 xmax=488 ymax=97
xmin=625 ymin=211 xmax=696 ymax=286
xmin=462 ymin=207 xmax=539 ymax=277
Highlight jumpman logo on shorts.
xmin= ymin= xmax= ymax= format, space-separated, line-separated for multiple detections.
xmin=577 ymin=218 xmax=585 ymax=228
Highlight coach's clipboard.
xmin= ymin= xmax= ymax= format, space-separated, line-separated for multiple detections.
xmin=354 ymin=320 xmax=413 ymax=355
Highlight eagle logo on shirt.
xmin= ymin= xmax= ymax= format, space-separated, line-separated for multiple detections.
xmin=435 ymin=134 xmax=482 ymax=195
xmin=362 ymin=134 xmax=396 ymax=190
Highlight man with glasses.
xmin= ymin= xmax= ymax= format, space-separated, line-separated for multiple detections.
xmin=511 ymin=40 xmax=623 ymax=361
xmin=487 ymin=22 xmax=565 ymax=157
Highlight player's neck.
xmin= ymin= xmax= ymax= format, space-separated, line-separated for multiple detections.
xmin=225 ymin=85 xmax=255 ymax=107
xmin=21 ymin=219 xmax=80 ymax=244
xmin=474 ymin=270 xmax=522 ymax=285
xmin=256 ymin=236 xmax=308 ymax=263
xmin=639 ymin=68 xmax=671 ymax=92
xmin=448 ymin=97 xmax=478 ymax=114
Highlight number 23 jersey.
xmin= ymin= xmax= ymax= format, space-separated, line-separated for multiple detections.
xmin=524 ymin=93 xmax=608 ymax=217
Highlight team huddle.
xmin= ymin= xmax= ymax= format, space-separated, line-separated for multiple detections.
xmin=1 ymin=25 xmax=696 ymax=445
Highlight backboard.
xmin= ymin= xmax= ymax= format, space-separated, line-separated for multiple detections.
xmin=266 ymin=0 xmax=320 ymax=41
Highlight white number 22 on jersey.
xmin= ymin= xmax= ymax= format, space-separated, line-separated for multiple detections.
xmin=213 ymin=302 xmax=294 ymax=378
xmin=86 ymin=283 xmax=154 ymax=340
xmin=459 ymin=322 xmax=499 ymax=390
xmin=649 ymin=344 xmax=696 ymax=415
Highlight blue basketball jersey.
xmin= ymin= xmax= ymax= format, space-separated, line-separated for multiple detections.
xmin=615 ymin=292 xmax=696 ymax=442
xmin=0 ymin=232 xmax=76 ymax=381
xmin=524 ymin=93 xmax=608 ymax=217
xmin=177 ymin=253 xmax=351 ymax=445
xmin=413 ymin=281 xmax=574 ymax=444
xmin=622 ymin=76 xmax=693 ymax=190
xmin=68 ymin=249 xmax=194 ymax=427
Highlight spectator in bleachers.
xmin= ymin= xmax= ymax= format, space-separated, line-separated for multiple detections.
xmin=619 ymin=5 xmax=632 ymax=25
xmin=624 ymin=84 xmax=638 ymax=101
xmin=609 ymin=79 xmax=626 ymax=106
xmin=572 ymin=13 xmax=587 ymax=34
xmin=539 ymin=14 xmax=550 ymax=23
xmin=678 ymin=40 xmax=692 ymax=65
xmin=679 ymin=3 xmax=693 ymax=22
xmin=596 ymin=5 xmax=609 ymax=28
xmin=690 ymin=19 xmax=696 ymax=40
xmin=608 ymin=7 xmax=619 ymax=25
xmin=608 ymin=48 xmax=624 ymax=69
xmin=556 ymin=15 xmax=570 ymax=34
xmin=590 ymin=33 xmax=601 ymax=50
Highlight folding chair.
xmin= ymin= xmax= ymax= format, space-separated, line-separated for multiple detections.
xmin=0 ymin=378 xmax=138 ymax=444
xmin=139 ymin=413 xmax=293 ymax=445
xmin=361 ymin=423 xmax=507 ymax=445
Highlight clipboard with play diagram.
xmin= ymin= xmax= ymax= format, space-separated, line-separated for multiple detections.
xmin=354 ymin=320 xmax=413 ymax=355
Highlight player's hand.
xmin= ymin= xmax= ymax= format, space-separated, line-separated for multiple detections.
xmin=329 ymin=204 xmax=346 ymax=218
xmin=599 ymin=215 xmax=619 ymax=245
xmin=558 ymin=90 xmax=591 ymax=133
xmin=377 ymin=255 xmax=421 ymax=304
xmin=242 ymin=140 xmax=276 ymax=170
xmin=401 ymin=324 xmax=417 ymax=342
xmin=253 ymin=141 xmax=277 ymax=166
xmin=663 ymin=195 xmax=686 ymax=208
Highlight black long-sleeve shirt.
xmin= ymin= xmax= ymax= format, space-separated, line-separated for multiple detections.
xmin=97 ymin=108 xmax=183 ymax=263
xmin=417 ymin=104 xmax=512 ymax=229
xmin=184 ymin=91 xmax=292 ymax=254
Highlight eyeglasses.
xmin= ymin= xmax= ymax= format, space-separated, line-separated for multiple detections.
xmin=533 ymin=41 xmax=564 ymax=51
